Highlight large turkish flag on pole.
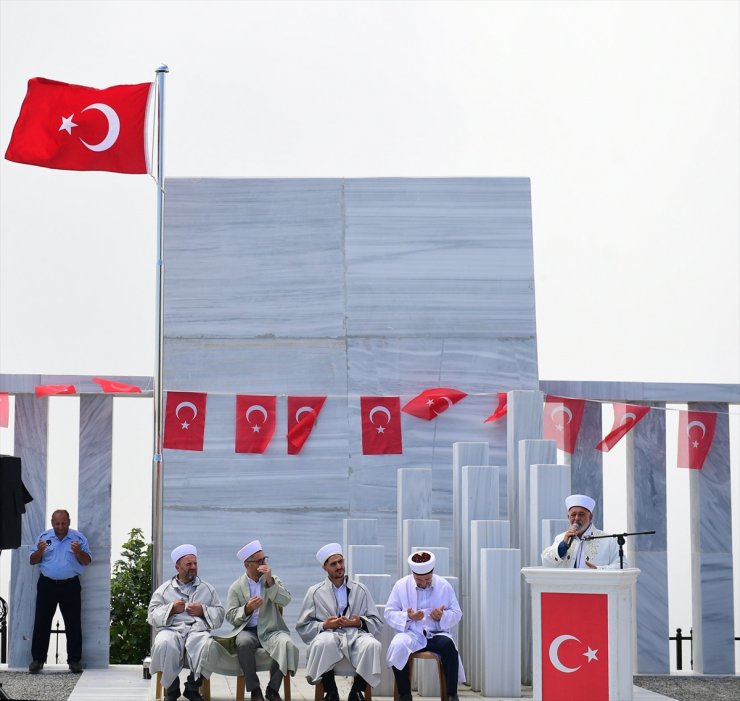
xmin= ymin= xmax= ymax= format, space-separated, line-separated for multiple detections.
xmin=5 ymin=77 xmax=152 ymax=174
xmin=541 ymin=592 xmax=609 ymax=701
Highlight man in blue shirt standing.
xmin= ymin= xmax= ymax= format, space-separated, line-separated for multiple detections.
xmin=28 ymin=509 xmax=92 ymax=674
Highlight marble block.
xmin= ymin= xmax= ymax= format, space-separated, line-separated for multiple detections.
xmin=452 ymin=442 xmax=489 ymax=578
xmin=481 ymin=549 xmax=520 ymax=698
xmin=343 ymin=519 xmax=378 ymax=551
xmin=376 ymin=605 xmax=396 ymax=696
xmin=632 ymin=551 xmax=669 ymax=673
xmin=411 ymin=546 xmax=449 ymax=576
xmin=568 ymin=400 xmax=603 ymax=527
xmin=347 ymin=545 xmax=384 ymax=578
xmin=397 ymin=469 xmax=433 ymax=575
xmin=517 ymin=442 xmax=556 ymax=569
xmin=506 ymin=390 xmax=543 ymax=550
xmin=354 ymin=574 xmax=393 ymax=606
xmin=402 ymin=520 xmax=440 ymax=576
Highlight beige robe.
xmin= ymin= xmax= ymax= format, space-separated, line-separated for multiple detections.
xmin=541 ymin=526 xmax=624 ymax=569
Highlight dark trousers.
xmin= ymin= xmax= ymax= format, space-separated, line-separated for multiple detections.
xmin=392 ymin=635 xmax=459 ymax=697
xmin=31 ymin=574 xmax=82 ymax=663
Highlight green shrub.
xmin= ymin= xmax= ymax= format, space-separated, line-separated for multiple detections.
xmin=110 ymin=528 xmax=152 ymax=664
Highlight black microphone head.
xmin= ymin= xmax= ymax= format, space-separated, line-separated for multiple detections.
xmin=45 ymin=540 xmax=51 ymax=546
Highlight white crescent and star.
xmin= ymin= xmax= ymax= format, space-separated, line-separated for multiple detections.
xmin=620 ymin=411 xmax=637 ymax=425
xmin=245 ymin=405 xmax=268 ymax=432
xmin=58 ymin=102 xmax=121 ymax=152
xmin=175 ymin=401 xmax=198 ymax=430
xmin=550 ymin=405 xmax=573 ymax=432
xmin=432 ymin=396 xmax=453 ymax=416
xmin=295 ymin=406 xmax=317 ymax=423
xmin=369 ymin=406 xmax=392 ymax=434
xmin=548 ymin=634 xmax=599 ymax=673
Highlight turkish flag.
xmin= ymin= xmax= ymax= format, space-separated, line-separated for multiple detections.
xmin=543 ymin=395 xmax=586 ymax=453
xmin=287 ymin=396 xmax=326 ymax=454
xmin=163 ymin=391 xmax=207 ymax=451
xmin=5 ymin=77 xmax=152 ymax=174
xmin=236 ymin=395 xmax=276 ymax=454
xmin=484 ymin=392 xmax=508 ymax=423
xmin=92 ymin=377 xmax=142 ymax=394
xmin=541 ymin=592 xmax=609 ymax=701
xmin=677 ymin=410 xmax=717 ymax=469
xmin=35 ymin=384 xmax=76 ymax=397
xmin=361 ymin=396 xmax=403 ymax=455
xmin=0 ymin=393 xmax=8 ymax=428
xmin=402 ymin=387 xmax=467 ymax=420
xmin=596 ymin=403 xmax=650 ymax=452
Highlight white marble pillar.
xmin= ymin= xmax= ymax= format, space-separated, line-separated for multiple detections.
xmin=401 ymin=519 xmax=440 ymax=575
xmin=625 ymin=405 xmax=669 ymax=673
xmin=468 ymin=520 xmax=510 ymax=691
xmin=342 ymin=519 xmax=378 ymax=551
xmin=347 ymin=544 xmax=384 ymax=578
xmin=376 ymin=604 xmax=396 ymax=696
xmin=568 ymin=400 xmax=603 ymax=528
xmin=452 ymin=442 xmax=489 ymax=578
xmin=397 ymin=468 xmax=432 ymax=575
xmin=9 ymin=395 xmax=48 ymax=667
xmin=689 ymin=402 xmax=735 ymax=674
xmin=529 ymin=464 xmax=570 ymax=569
xmin=354 ymin=574 xmax=393 ymax=606
xmin=481 ymin=549 xmax=520 ymax=698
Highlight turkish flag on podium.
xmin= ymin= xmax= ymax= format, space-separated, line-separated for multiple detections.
xmin=235 ymin=395 xmax=276 ymax=454
xmin=360 ymin=396 xmax=403 ymax=455
xmin=163 ymin=391 xmax=207 ymax=451
xmin=287 ymin=396 xmax=326 ymax=454
xmin=677 ymin=410 xmax=717 ymax=469
xmin=541 ymin=592 xmax=609 ymax=701
xmin=5 ymin=77 xmax=152 ymax=174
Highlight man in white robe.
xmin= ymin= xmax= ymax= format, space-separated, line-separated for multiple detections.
xmin=541 ymin=494 xmax=623 ymax=569
xmin=296 ymin=543 xmax=383 ymax=701
xmin=148 ymin=544 xmax=225 ymax=701
xmin=384 ymin=551 xmax=464 ymax=701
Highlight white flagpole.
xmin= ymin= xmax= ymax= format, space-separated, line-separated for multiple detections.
xmin=152 ymin=64 xmax=169 ymax=591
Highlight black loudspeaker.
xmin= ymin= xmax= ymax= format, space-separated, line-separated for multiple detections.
xmin=0 ymin=455 xmax=33 ymax=550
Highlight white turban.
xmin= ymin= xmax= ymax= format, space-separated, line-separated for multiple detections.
xmin=237 ymin=540 xmax=263 ymax=562
xmin=316 ymin=542 xmax=342 ymax=564
xmin=565 ymin=494 xmax=596 ymax=513
xmin=171 ymin=543 xmax=197 ymax=564
xmin=408 ymin=550 xmax=436 ymax=574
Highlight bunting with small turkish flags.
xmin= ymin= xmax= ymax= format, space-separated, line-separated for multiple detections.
xmin=163 ymin=391 xmax=207 ymax=451
xmin=677 ymin=410 xmax=717 ymax=469
xmin=402 ymin=387 xmax=467 ymax=420
xmin=93 ymin=377 xmax=142 ymax=394
xmin=596 ymin=403 xmax=650 ymax=452
xmin=235 ymin=395 xmax=276 ymax=454
xmin=543 ymin=395 xmax=586 ymax=453
xmin=484 ymin=392 xmax=508 ymax=423
xmin=35 ymin=384 xmax=76 ymax=397
xmin=361 ymin=396 xmax=403 ymax=454
xmin=287 ymin=396 xmax=326 ymax=454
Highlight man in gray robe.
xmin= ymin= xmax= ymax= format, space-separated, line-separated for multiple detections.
xmin=148 ymin=544 xmax=225 ymax=701
xmin=296 ymin=543 xmax=382 ymax=701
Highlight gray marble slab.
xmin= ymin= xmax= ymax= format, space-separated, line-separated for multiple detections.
xmin=342 ymin=519 xmax=378 ymax=550
xmin=347 ymin=544 xmax=384 ymax=578
xmin=568 ymin=399 xmax=603 ymax=526
xmin=539 ymin=380 xmax=740 ymax=403
xmin=353 ymin=575 xmax=393 ymax=606
xmin=518 ymin=442 xmax=556 ymax=569
xmin=396 ymin=469 xmax=433 ymax=575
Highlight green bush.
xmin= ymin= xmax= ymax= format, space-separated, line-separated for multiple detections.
xmin=110 ymin=528 xmax=152 ymax=664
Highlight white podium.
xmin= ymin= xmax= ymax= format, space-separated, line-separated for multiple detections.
xmin=522 ymin=567 xmax=640 ymax=701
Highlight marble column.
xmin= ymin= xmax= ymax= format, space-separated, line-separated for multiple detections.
xmin=375 ymin=604 xmax=395 ymax=696
xmin=401 ymin=520 xmax=440 ymax=575
xmin=397 ymin=468 xmax=432 ymax=575
xmin=452 ymin=442 xmax=489 ymax=578
xmin=342 ymin=519 xmax=378 ymax=551
xmin=626 ymin=405 xmax=669 ymax=673
xmin=354 ymin=574 xmax=393 ymax=606
xmin=78 ymin=395 xmax=113 ymax=668
xmin=347 ymin=544 xmax=384 ymax=578
xmin=689 ymin=402 xmax=735 ymax=674
xmin=9 ymin=395 xmax=49 ymax=667
xmin=529 ymin=464 xmax=570 ymax=569
xmin=568 ymin=400 xmax=603 ymax=527
xmin=480 ymin=549 xmax=520 ymax=698
xmin=506 ymin=391 xmax=543 ymax=549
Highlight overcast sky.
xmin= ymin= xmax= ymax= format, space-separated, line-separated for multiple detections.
xmin=1 ymin=0 xmax=738 ymax=386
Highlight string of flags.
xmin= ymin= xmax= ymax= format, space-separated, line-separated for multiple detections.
xmin=0 ymin=385 xmax=724 ymax=470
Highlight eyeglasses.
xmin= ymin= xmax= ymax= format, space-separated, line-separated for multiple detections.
xmin=246 ymin=556 xmax=269 ymax=565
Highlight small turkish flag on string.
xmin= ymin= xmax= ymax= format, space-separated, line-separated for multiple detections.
xmin=484 ymin=392 xmax=508 ymax=423
xmin=287 ymin=396 xmax=326 ymax=455
xmin=596 ymin=403 xmax=650 ymax=452
xmin=236 ymin=395 xmax=276 ymax=454
xmin=92 ymin=377 xmax=142 ymax=394
xmin=163 ymin=391 xmax=207 ymax=451
xmin=544 ymin=395 xmax=586 ymax=453
xmin=0 ymin=393 xmax=8 ymax=428
xmin=541 ymin=592 xmax=609 ymax=701
xmin=35 ymin=384 xmax=76 ymax=397
xmin=361 ymin=396 xmax=403 ymax=455
xmin=402 ymin=387 xmax=467 ymax=420
xmin=677 ymin=410 xmax=717 ymax=469
xmin=5 ymin=77 xmax=152 ymax=174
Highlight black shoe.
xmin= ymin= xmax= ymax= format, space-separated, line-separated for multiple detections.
xmin=29 ymin=660 xmax=44 ymax=674
xmin=348 ymin=691 xmax=365 ymax=701
xmin=69 ymin=661 xmax=83 ymax=673
xmin=265 ymin=687 xmax=283 ymax=701
xmin=322 ymin=693 xmax=339 ymax=701
xmin=447 ymin=696 xmax=459 ymax=701
xmin=183 ymin=690 xmax=204 ymax=701
xmin=251 ymin=689 xmax=265 ymax=701
xmin=165 ymin=678 xmax=181 ymax=701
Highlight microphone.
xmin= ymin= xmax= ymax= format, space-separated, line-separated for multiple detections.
xmin=45 ymin=540 xmax=51 ymax=546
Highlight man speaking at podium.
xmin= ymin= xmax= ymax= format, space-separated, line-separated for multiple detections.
xmin=541 ymin=494 xmax=622 ymax=569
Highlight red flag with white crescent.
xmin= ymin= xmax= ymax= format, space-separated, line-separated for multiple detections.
xmin=541 ymin=592 xmax=609 ymax=701
xmin=35 ymin=384 xmax=76 ymax=397
xmin=544 ymin=395 xmax=586 ymax=453
xmin=235 ymin=395 xmax=276 ymax=454
xmin=360 ymin=396 xmax=403 ymax=455
xmin=402 ymin=387 xmax=467 ymax=420
xmin=287 ymin=396 xmax=326 ymax=454
xmin=677 ymin=410 xmax=717 ymax=469
xmin=5 ymin=77 xmax=152 ymax=174
xmin=484 ymin=392 xmax=508 ymax=423
xmin=93 ymin=377 xmax=142 ymax=394
xmin=163 ymin=391 xmax=207 ymax=451
xmin=596 ymin=403 xmax=650 ymax=452
xmin=0 ymin=393 xmax=8 ymax=428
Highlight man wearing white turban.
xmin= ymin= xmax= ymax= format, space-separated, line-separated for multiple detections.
xmin=541 ymin=494 xmax=623 ymax=569
xmin=296 ymin=543 xmax=383 ymax=701
xmin=384 ymin=551 xmax=464 ymax=701
xmin=147 ymin=545 xmax=225 ymax=701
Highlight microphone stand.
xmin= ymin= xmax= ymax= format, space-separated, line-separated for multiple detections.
xmin=583 ymin=530 xmax=655 ymax=570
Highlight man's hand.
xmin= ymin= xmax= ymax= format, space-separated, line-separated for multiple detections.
xmin=564 ymin=524 xmax=582 ymax=544
xmin=337 ymin=615 xmax=361 ymax=628
xmin=185 ymin=602 xmax=204 ymax=617
xmin=322 ymin=616 xmax=345 ymax=630
xmin=245 ymin=596 xmax=264 ymax=615
xmin=406 ymin=608 xmax=424 ymax=622
xmin=430 ymin=605 xmax=445 ymax=621
xmin=585 ymin=560 xmax=597 ymax=569
xmin=258 ymin=564 xmax=274 ymax=586
xmin=171 ymin=598 xmax=187 ymax=614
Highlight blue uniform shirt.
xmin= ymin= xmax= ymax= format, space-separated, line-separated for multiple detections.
xmin=31 ymin=527 xmax=92 ymax=579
